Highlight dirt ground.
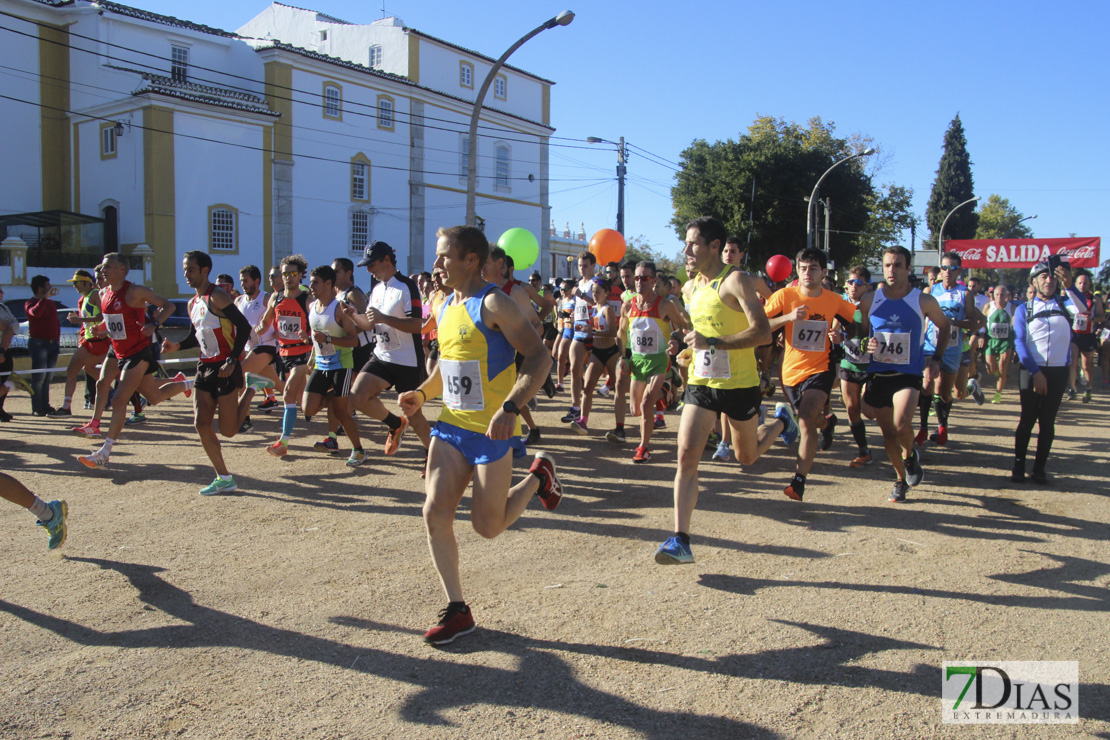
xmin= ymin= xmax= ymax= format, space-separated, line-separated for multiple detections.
xmin=1 ymin=376 xmax=1108 ymax=739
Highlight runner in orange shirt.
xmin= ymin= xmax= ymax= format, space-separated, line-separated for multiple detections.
xmin=764 ymin=248 xmax=857 ymax=501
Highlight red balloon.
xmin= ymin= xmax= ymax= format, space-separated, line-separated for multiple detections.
xmin=766 ymin=254 xmax=793 ymax=282
xmin=588 ymin=229 xmax=626 ymax=266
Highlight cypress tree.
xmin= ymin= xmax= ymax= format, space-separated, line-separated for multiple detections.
xmin=925 ymin=114 xmax=978 ymax=249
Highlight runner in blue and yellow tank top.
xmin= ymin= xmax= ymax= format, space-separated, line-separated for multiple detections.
xmin=655 ymin=216 xmax=787 ymax=567
xmin=397 ymin=225 xmax=563 ymax=647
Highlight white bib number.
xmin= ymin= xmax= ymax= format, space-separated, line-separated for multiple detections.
xmin=873 ymin=331 xmax=910 ymax=365
xmin=104 ymin=313 xmax=127 ymax=340
xmin=440 ymin=359 xmax=484 ymax=411
xmin=630 ymin=317 xmax=664 ymax=355
xmin=695 ymin=347 xmax=731 ymax=380
xmin=277 ymin=318 xmax=302 ymax=341
xmin=843 ymin=337 xmax=870 ymax=364
xmin=948 ymin=324 xmax=961 ymax=344
xmin=988 ymin=322 xmax=1010 ymax=339
xmin=198 ymin=328 xmax=219 ymax=358
xmin=1100 ymin=328 xmax=1110 ymax=343
xmin=313 ymin=338 xmax=335 ymax=357
xmin=792 ymin=320 xmax=827 ymax=353
xmin=1074 ymin=313 xmax=1090 ymax=332
xmin=374 ymin=325 xmax=403 ymax=351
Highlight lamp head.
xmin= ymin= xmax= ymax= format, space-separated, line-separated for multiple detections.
xmin=554 ymin=10 xmax=575 ymax=26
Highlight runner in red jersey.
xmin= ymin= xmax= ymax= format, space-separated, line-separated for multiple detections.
xmin=76 ymin=252 xmax=194 ymax=470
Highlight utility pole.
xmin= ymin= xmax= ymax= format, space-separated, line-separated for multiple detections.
xmin=823 ymin=197 xmax=831 ymax=253
xmin=616 ymin=136 xmax=626 ymax=235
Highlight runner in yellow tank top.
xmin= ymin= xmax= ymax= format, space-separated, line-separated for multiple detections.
xmin=655 ymin=216 xmax=800 ymax=567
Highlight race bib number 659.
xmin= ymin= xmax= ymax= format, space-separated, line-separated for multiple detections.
xmin=440 ymin=359 xmax=484 ymax=411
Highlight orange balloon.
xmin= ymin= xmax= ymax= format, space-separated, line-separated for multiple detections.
xmin=588 ymin=229 xmax=627 ymax=266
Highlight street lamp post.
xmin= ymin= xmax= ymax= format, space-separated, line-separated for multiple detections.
xmin=937 ymin=195 xmax=981 ymax=252
xmin=1006 ymin=214 xmax=1038 ymax=238
xmin=465 ymin=11 xmax=575 ymax=228
xmin=806 ymin=147 xmax=875 ymax=250
xmin=586 ymin=136 xmax=627 ymax=235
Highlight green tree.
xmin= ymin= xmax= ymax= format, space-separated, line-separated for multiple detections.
xmin=968 ymin=194 xmax=1034 ymax=286
xmin=926 ymin=114 xmax=978 ymax=250
xmin=623 ymin=235 xmax=682 ymax=276
xmin=853 ymin=183 xmax=915 ymax=268
xmin=670 ymin=116 xmax=878 ymax=269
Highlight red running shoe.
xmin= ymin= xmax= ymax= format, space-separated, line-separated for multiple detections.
xmin=423 ymin=603 xmax=476 ymax=645
xmin=173 ymin=371 xmax=192 ymax=399
xmin=632 ymin=446 xmax=651 ymax=463
xmin=529 ymin=452 xmax=563 ymax=510
xmin=929 ymin=425 xmax=948 ymax=446
xmin=914 ymin=428 xmax=928 ymax=446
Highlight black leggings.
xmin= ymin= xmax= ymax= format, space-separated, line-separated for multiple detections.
xmin=1014 ymin=365 xmax=1068 ymax=473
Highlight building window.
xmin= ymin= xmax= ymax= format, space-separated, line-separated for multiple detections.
xmin=459 ymin=61 xmax=474 ymax=89
xmin=319 ymin=29 xmax=328 ymax=42
xmin=323 ymin=83 xmax=342 ymax=119
xmin=171 ymin=45 xmax=189 ymax=83
xmin=350 ymin=208 xmax=372 ymax=253
xmin=459 ymin=134 xmax=470 ymax=179
xmin=494 ymin=74 xmax=507 ymax=100
xmin=495 ymin=143 xmax=510 ymax=191
xmin=351 ymin=154 xmax=371 ymax=202
xmin=377 ymin=95 xmax=394 ymax=130
xmin=209 ymin=205 xmax=238 ymax=253
xmin=369 ymin=44 xmax=382 ymax=69
xmin=100 ymin=123 xmax=117 ymax=159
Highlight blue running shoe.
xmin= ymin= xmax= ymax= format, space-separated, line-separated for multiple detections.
xmin=125 ymin=412 xmax=146 ymax=426
xmin=313 ymin=437 xmax=340 ymax=454
xmin=37 ymin=500 xmax=68 ymax=550
xmin=774 ymin=402 xmax=800 ymax=446
xmin=654 ymin=536 xmax=694 ymax=565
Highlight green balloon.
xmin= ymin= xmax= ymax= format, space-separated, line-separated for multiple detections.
xmin=497 ymin=228 xmax=539 ymax=271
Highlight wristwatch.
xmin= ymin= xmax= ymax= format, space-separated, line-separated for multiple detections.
xmin=502 ymin=400 xmax=521 ymax=416
xmin=707 ymin=336 xmax=718 ymax=348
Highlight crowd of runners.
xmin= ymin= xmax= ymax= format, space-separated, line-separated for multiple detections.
xmin=1 ymin=217 xmax=1102 ymax=646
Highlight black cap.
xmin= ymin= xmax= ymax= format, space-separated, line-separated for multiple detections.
xmin=356 ymin=241 xmax=395 ymax=267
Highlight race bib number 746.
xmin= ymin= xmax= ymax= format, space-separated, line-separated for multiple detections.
xmin=873 ymin=331 xmax=910 ymax=365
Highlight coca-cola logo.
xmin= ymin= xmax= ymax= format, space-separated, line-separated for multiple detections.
xmin=1064 ymin=246 xmax=1097 ymax=259
xmin=957 ymin=248 xmax=983 ymax=260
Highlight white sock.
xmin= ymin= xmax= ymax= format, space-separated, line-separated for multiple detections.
xmin=3 ymin=380 xmax=13 ymax=391
xmin=218 ymin=473 xmax=232 ymax=482
xmin=98 ymin=438 xmax=116 ymax=457
xmin=62 ymin=396 xmax=72 ymax=410
xmin=29 ymin=496 xmax=52 ymax=521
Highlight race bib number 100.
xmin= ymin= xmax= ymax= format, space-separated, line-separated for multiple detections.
xmin=873 ymin=331 xmax=910 ymax=365
xmin=440 ymin=359 xmax=484 ymax=411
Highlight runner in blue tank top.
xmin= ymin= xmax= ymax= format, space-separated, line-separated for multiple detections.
xmin=858 ymin=246 xmax=951 ymax=503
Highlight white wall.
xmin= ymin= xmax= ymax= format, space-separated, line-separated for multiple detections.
xmin=415 ymin=38 xmax=545 ymax=123
xmin=0 ymin=8 xmax=44 ymax=216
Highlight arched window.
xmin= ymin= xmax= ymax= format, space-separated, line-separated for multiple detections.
xmin=459 ymin=61 xmax=474 ymax=89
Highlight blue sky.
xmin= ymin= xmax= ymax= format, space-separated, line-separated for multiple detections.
xmin=135 ymin=0 xmax=1109 ymax=264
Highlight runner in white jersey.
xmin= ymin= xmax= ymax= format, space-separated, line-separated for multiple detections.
xmin=235 ymin=265 xmax=280 ymax=428
xmin=563 ymin=251 xmax=598 ymax=424
xmin=965 ymin=276 xmax=991 ymax=403
xmin=346 ymin=241 xmax=430 ymax=456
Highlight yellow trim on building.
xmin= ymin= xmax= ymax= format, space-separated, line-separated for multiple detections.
xmin=266 ymin=62 xmax=293 ymax=158
xmin=263 ymin=126 xmax=273 ymax=270
xmin=407 ymin=36 xmax=420 ymax=84
xmin=143 ymin=105 xmax=176 ymax=296
xmin=423 ymin=182 xmax=540 ymax=209
xmin=39 ymin=22 xmax=71 ymax=211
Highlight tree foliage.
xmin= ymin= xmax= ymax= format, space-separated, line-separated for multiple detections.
xmin=623 ymin=235 xmax=682 ymax=276
xmin=926 ymin=114 xmax=978 ymax=249
xmin=669 ymin=116 xmax=882 ymax=270
xmin=975 ymin=194 xmax=1034 ymax=240
xmin=854 ymin=184 xmax=915 ymax=268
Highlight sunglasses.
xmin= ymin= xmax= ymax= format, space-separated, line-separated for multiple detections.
xmin=939 ymin=265 xmax=960 ymax=271
xmin=845 ymin=279 xmax=867 ymax=286
xmin=281 ymin=270 xmax=300 ymax=276
xmin=633 ymin=275 xmax=653 ymax=281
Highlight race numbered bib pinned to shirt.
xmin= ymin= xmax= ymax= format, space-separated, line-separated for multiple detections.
xmin=313 ymin=337 xmax=335 ymax=357
xmin=873 ymin=331 xmax=910 ymax=365
xmin=630 ymin=317 xmax=664 ymax=355
xmin=948 ymin=324 xmax=961 ymax=344
xmin=103 ymin=313 xmax=128 ymax=341
xmin=440 ymin=359 xmax=484 ymax=411
xmin=198 ymin=327 xmax=219 ymax=359
xmin=792 ymin=320 xmax=827 ymax=353
xmin=1100 ymin=328 xmax=1110 ymax=344
xmin=843 ymin=337 xmax=870 ymax=364
xmin=277 ymin=317 xmax=303 ymax=341
xmin=988 ymin=322 xmax=1011 ymax=339
xmin=1074 ymin=313 xmax=1090 ymax=332
xmin=374 ymin=325 xmax=403 ymax=351
xmin=694 ymin=347 xmax=731 ymax=379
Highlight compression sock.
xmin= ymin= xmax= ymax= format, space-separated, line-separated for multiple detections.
xmin=850 ymin=421 xmax=869 ymax=452
xmin=383 ymin=412 xmax=402 ymax=432
xmin=917 ymin=394 xmax=932 ymax=429
xmin=934 ymin=398 xmax=952 ymax=427
xmin=282 ymin=404 xmax=298 ymax=438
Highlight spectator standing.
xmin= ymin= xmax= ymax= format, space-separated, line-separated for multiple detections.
xmin=26 ymin=275 xmax=60 ymax=415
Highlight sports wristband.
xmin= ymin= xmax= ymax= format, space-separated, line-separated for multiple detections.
xmin=416 ymin=388 xmax=427 ymax=402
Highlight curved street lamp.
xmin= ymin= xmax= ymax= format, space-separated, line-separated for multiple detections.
xmin=806 ymin=147 xmax=876 ymax=250
xmin=465 ymin=11 xmax=575 ymax=227
xmin=1006 ymin=213 xmax=1037 ymax=238
xmin=937 ymin=195 xmax=981 ymax=252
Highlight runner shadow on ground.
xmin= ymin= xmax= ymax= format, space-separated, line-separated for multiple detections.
xmin=0 ymin=556 xmax=774 ymax=739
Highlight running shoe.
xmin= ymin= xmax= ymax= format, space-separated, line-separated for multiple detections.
xmin=783 ymin=474 xmax=805 ymax=502
xmin=1082 ymin=388 xmax=1092 ymax=404
xmin=423 ymin=603 xmax=476 ymax=645
xmin=560 ymin=408 xmax=579 ymax=423
xmin=654 ymin=536 xmax=694 ymax=565
xmin=605 ymin=428 xmax=626 ymax=445
xmin=529 ymin=452 xmax=563 ymax=510
xmin=256 ymin=397 xmax=280 ymax=412
xmin=820 ymin=414 xmax=838 ymax=451
xmin=266 ymin=440 xmax=288 ymax=457
xmin=0 ymin=410 xmax=11 ymax=423
xmin=526 ymin=396 xmax=538 ymax=411
xmin=904 ymin=449 xmax=924 ymax=487
xmin=384 ymin=417 xmax=408 ymax=456
xmin=654 ymin=416 xmax=666 ymax=430
xmin=967 ymin=378 xmax=985 ymax=406
xmin=37 ymin=500 xmax=68 ymax=550
xmin=244 ymin=372 xmax=275 ymax=394
xmin=524 ymin=427 xmax=541 ymax=445
xmin=597 ymin=384 xmax=611 ymax=398
xmin=889 ymin=480 xmax=910 ymax=503
xmin=172 ymin=371 xmax=192 ymax=398
xmin=238 ymin=418 xmax=253 ymax=434
xmin=991 ymin=391 xmax=1003 ymax=405
xmin=1011 ymin=462 xmax=1026 ymax=483
xmin=48 ymin=406 xmax=72 ymax=417
xmin=774 ymin=403 xmax=800 ymax=446
xmin=125 ymin=412 xmax=146 ymax=426
xmin=712 ymin=442 xmax=730 ymax=461
xmin=570 ymin=418 xmax=588 ymax=435
xmin=83 ymin=401 xmax=94 ymax=410
xmin=314 ymin=437 xmax=340 ymax=454
xmin=914 ymin=428 xmax=928 ymax=446
xmin=346 ymin=450 xmax=367 ymax=467
xmin=1066 ymin=388 xmax=1077 ymax=401
xmin=632 ymin=445 xmax=651 ymax=463
xmin=554 ymin=383 xmax=564 ymax=393
xmin=8 ymin=372 xmax=33 ymax=396
xmin=928 ymin=426 xmax=948 ymax=446
xmin=71 ymin=421 xmax=102 ymax=439
xmin=542 ymin=375 xmax=556 ymax=398
xmin=77 ymin=451 xmax=108 ymax=469
xmin=199 ymin=477 xmax=237 ymax=496
xmin=849 ymin=452 xmax=873 ymax=468
xmin=1030 ymin=469 xmax=1051 ymax=485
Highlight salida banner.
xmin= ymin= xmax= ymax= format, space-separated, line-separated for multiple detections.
xmin=945 ymin=237 xmax=1101 ymax=269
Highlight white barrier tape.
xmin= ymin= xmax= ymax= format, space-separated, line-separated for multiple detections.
xmin=6 ymin=356 xmax=198 ymax=376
